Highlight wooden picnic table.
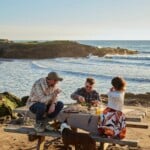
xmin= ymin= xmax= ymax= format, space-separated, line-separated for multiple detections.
xmin=4 ymin=105 xmax=149 ymax=150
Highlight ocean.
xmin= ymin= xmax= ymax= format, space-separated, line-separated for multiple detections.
xmin=0 ymin=40 xmax=150 ymax=104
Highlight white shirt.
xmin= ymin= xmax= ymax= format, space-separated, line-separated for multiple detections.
xmin=107 ymin=91 xmax=125 ymax=111
xmin=26 ymin=78 xmax=57 ymax=107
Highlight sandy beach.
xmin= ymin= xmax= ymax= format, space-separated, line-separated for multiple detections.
xmin=0 ymin=105 xmax=149 ymax=150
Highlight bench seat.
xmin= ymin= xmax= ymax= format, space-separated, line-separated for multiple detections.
xmin=4 ymin=125 xmax=139 ymax=150
xmin=90 ymin=133 xmax=138 ymax=149
xmin=4 ymin=125 xmax=61 ymax=137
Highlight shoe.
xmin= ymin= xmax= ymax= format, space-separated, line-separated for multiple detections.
xmin=45 ymin=123 xmax=54 ymax=131
xmin=34 ymin=121 xmax=45 ymax=132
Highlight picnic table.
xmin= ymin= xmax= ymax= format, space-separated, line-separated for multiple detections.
xmin=4 ymin=105 xmax=149 ymax=150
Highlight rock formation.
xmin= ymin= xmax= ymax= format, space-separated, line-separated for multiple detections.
xmin=0 ymin=41 xmax=137 ymax=59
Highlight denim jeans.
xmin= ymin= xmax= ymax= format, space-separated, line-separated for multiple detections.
xmin=29 ymin=101 xmax=64 ymax=122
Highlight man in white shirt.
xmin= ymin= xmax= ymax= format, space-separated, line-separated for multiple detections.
xmin=27 ymin=72 xmax=64 ymax=132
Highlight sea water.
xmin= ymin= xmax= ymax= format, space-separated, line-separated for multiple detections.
xmin=0 ymin=40 xmax=149 ymax=104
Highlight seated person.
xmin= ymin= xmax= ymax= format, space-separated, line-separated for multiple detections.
xmin=57 ymin=77 xmax=126 ymax=138
xmin=98 ymin=76 xmax=127 ymax=139
xmin=71 ymin=78 xmax=100 ymax=106
xmin=26 ymin=72 xmax=64 ymax=132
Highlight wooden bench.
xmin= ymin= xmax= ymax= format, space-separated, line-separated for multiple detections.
xmin=126 ymin=121 xmax=149 ymax=129
xmin=4 ymin=125 xmax=139 ymax=150
xmin=90 ymin=133 xmax=138 ymax=150
xmin=4 ymin=125 xmax=61 ymax=150
xmin=9 ymin=106 xmax=148 ymax=150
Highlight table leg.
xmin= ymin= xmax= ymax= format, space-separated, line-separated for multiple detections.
xmin=37 ymin=136 xmax=45 ymax=150
xmin=99 ymin=142 xmax=104 ymax=150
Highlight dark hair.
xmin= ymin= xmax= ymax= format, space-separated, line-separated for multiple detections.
xmin=111 ymin=77 xmax=126 ymax=91
xmin=86 ymin=77 xmax=95 ymax=85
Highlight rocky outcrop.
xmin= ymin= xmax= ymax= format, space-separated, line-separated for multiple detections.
xmin=0 ymin=39 xmax=13 ymax=44
xmin=0 ymin=41 xmax=137 ymax=59
xmin=0 ymin=92 xmax=24 ymax=118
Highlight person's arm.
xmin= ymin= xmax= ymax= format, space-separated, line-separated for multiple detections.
xmin=71 ymin=88 xmax=81 ymax=100
xmin=47 ymin=88 xmax=62 ymax=114
xmin=95 ymin=91 xmax=100 ymax=102
xmin=48 ymin=98 xmax=57 ymax=114
xmin=91 ymin=91 xmax=101 ymax=106
xmin=71 ymin=88 xmax=85 ymax=103
xmin=33 ymin=83 xmax=54 ymax=104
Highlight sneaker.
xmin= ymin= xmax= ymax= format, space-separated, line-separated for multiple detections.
xmin=45 ymin=123 xmax=54 ymax=131
xmin=34 ymin=122 xmax=45 ymax=132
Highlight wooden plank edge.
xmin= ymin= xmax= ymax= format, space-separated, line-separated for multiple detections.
xmin=4 ymin=127 xmax=61 ymax=137
xmin=126 ymin=116 xmax=142 ymax=122
xmin=90 ymin=135 xmax=138 ymax=147
xmin=126 ymin=122 xmax=149 ymax=129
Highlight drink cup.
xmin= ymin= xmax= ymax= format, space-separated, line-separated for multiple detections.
xmin=95 ymin=107 xmax=101 ymax=115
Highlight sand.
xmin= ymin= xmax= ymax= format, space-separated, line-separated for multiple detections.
xmin=0 ymin=106 xmax=150 ymax=150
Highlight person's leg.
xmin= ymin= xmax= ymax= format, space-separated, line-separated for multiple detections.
xmin=47 ymin=101 xmax=64 ymax=119
xmin=29 ymin=102 xmax=47 ymax=123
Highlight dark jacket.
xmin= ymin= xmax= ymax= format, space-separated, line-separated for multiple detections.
xmin=71 ymin=87 xmax=100 ymax=103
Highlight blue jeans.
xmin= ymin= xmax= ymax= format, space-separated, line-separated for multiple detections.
xmin=29 ymin=101 xmax=64 ymax=122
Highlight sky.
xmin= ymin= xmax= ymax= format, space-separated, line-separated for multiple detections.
xmin=0 ymin=0 xmax=150 ymax=40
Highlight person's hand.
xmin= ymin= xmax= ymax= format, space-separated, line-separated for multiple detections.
xmin=110 ymin=87 xmax=115 ymax=91
xmin=55 ymin=88 xmax=61 ymax=94
xmin=91 ymin=100 xmax=100 ymax=107
xmin=78 ymin=96 xmax=85 ymax=103
xmin=52 ymin=88 xmax=61 ymax=99
xmin=48 ymin=103 xmax=56 ymax=114
xmin=54 ymin=88 xmax=61 ymax=96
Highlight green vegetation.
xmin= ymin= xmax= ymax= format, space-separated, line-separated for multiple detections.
xmin=0 ymin=92 xmax=24 ymax=117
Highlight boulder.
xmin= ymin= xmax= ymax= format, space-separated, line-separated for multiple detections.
xmin=0 ymin=92 xmax=24 ymax=118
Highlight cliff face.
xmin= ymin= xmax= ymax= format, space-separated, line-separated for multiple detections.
xmin=0 ymin=41 xmax=137 ymax=59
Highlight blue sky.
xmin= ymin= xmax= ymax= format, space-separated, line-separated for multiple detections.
xmin=0 ymin=0 xmax=150 ymax=40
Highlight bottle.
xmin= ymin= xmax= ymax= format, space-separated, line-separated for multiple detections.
xmin=95 ymin=104 xmax=103 ymax=115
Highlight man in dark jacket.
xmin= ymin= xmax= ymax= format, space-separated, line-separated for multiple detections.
xmin=71 ymin=78 xmax=100 ymax=106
